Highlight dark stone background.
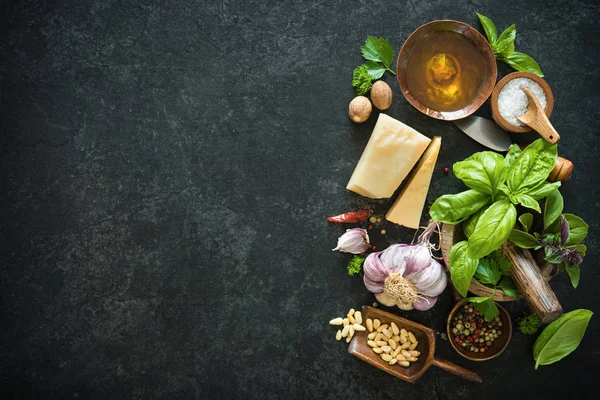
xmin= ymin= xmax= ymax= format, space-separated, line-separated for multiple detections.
xmin=1 ymin=0 xmax=599 ymax=398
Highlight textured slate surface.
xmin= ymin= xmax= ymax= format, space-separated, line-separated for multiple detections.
xmin=1 ymin=0 xmax=599 ymax=398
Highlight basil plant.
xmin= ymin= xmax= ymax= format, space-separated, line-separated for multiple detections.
xmin=430 ymin=139 xmax=562 ymax=297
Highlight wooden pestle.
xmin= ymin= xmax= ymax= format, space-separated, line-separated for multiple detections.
xmin=502 ymin=242 xmax=563 ymax=323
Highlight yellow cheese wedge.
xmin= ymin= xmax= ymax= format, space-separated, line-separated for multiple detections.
xmin=386 ymin=136 xmax=442 ymax=229
xmin=346 ymin=114 xmax=431 ymax=199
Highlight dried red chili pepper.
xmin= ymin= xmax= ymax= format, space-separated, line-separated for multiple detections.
xmin=326 ymin=206 xmax=370 ymax=223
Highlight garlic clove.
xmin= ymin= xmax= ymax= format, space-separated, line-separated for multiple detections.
xmin=397 ymin=301 xmax=414 ymax=311
xmin=363 ymin=252 xmax=389 ymax=282
xmin=412 ymin=296 xmax=437 ymax=311
xmin=332 ymin=228 xmax=370 ymax=254
xmin=406 ymin=260 xmax=447 ymax=297
xmin=375 ymin=291 xmax=397 ymax=307
xmin=404 ymin=246 xmax=434 ymax=275
xmin=364 ymin=275 xmax=384 ymax=293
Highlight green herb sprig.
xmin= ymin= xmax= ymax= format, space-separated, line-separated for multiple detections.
xmin=346 ymin=255 xmax=365 ymax=276
xmin=518 ymin=313 xmax=542 ymax=335
xmin=476 ymin=13 xmax=544 ymax=77
xmin=352 ymin=36 xmax=396 ymax=95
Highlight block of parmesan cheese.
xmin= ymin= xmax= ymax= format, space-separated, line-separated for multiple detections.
xmin=386 ymin=136 xmax=442 ymax=229
xmin=346 ymin=114 xmax=431 ymax=199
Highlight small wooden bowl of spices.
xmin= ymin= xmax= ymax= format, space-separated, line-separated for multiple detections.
xmin=490 ymin=71 xmax=554 ymax=133
xmin=447 ymin=299 xmax=512 ymax=361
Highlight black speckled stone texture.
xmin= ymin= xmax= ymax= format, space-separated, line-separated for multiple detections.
xmin=1 ymin=0 xmax=599 ymax=398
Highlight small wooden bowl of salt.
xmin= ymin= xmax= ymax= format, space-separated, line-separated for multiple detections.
xmin=490 ymin=71 xmax=554 ymax=134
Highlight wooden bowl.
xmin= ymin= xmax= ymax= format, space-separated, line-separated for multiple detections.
xmin=397 ymin=20 xmax=497 ymax=120
xmin=447 ymin=299 xmax=512 ymax=361
xmin=490 ymin=71 xmax=554 ymax=133
xmin=440 ymin=223 xmax=553 ymax=301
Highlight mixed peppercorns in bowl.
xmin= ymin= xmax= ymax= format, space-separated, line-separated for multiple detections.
xmin=447 ymin=299 xmax=512 ymax=361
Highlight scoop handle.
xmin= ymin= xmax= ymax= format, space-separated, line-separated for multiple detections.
xmin=518 ymin=87 xmax=561 ymax=144
xmin=432 ymin=357 xmax=482 ymax=383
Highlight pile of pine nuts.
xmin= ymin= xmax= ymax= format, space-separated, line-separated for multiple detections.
xmin=329 ymin=309 xmax=420 ymax=368
xmin=366 ymin=320 xmax=420 ymax=367
xmin=329 ymin=308 xmax=366 ymax=343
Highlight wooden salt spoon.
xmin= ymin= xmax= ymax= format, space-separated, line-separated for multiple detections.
xmin=517 ymin=87 xmax=561 ymax=144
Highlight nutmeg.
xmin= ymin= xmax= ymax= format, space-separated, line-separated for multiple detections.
xmin=548 ymin=156 xmax=573 ymax=183
xmin=348 ymin=96 xmax=372 ymax=123
xmin=370 ymin=81 xmax=392 ymax=110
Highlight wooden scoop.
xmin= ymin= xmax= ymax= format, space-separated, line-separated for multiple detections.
xmin=348 ymin=306 xmax=482 ymax=383
xmin=517 ymin=87 xmax=561 ymax=144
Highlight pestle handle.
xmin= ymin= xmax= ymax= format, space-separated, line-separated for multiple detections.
xmin=502 ymin=241 xmax=563 ymax=323
xmin=433 ymin=357 xmax=482 ymax=383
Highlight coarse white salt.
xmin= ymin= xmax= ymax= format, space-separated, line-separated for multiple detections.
xmin=497 ymin=77 xmax=547 ymax=127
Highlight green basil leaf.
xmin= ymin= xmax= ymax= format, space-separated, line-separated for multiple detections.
xmin=544 ymin=190 xmax=564 ymax=229
xmin=527 ymin=181 xmax=561 ymax=200
xmin=476 ymin=13 xmax=498 ymax=43
xmin=507 ymin=139 xmax=557 ymax=194
xmin=463 ymin=206 xmax=489 ymax=239
xmin=430 ymin=190 xmax=490 ymax=224
xmin=563 ymin=214 xmax=589 ymax=245
xmin=519 ymin=213 xmax=533 ymax=232
xmin=497 ymin=183 xmax=511 ymax=198
xmin=471 ymin=297 xmax=499 ymax=321
xmin=453 ymin=152 xmax=505 ymax=197
xmin=474 ymin=259 xmax=502 ymax=285
xmin=504 ymin=144 xmax=522 ymax=168
xmin=544 ymin=249 xmax=564 ymax=264
xmin=363 ymin=61 xmax=385 ymax=80
xmin=493 ymin=24 xmax=516 ymax=57
xmin=500 ymin=51 xmax=544 ymax=77
xmin=533 ymin=309 xmax=593 ymax=369
xmin=468 ymin=200 xmax=517 ymax=259
xmin=510 ymin=193 xmax=541 ymax=213
xmin=565 ymin=263 xmax=580 ymax=288
xmin=509 ymin=229 xmax=539 ymax=249
xmin=468 ymin=296 xmax=491 ymax=303
xmin=449 ymin=241 xmax=479 ymax=297
xmin=498 ymin=276 xmax=519 ymax=298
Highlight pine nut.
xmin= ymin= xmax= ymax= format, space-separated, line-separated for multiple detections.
xmin=341 ymin=325 xmax=350 ymax=337
xmin=409 ymin=341 xmax=418 ymax=350
xmin=408 ymin=332 xmax=416 ymax=343
xmin=348 ymin=308 xmax=355 ymax=316
xmin=401 ymin=350 xmax=412 ymax=358
xmin=330 ymin=317 xmax=343 ymax=325
xmin=349 ymin=326 xmax=354 ymax=338
xmin=368 ymin=332 xmax=377 ymax=340
xmin=368 ymin=340 xmax=377 ymax=348
xmin=392 ymin=347 xmax=401 ymax=357
xmin=399 ymin=335 xmax=408 ymax=344
xmin=409 ymin=350 xmax=420 ymax=357
xmin=366 ymin=318 xmax=373 ymax=332
xmin=401 ymin=342 xmax=411 ymax=349
xmin=407 ymin=357 xmax=417 ymax=362
xmin=381 ymin=354 xmax=393 ymax=362
xmin=346 ymin=335 xmax=352 ymax=343
xmin=373 ymin=347 xmax=383 ymax=354
xmin=400 ymin=329 xmax=408 ymax=337
xmin=373 ymin=319 xmax=381 ymax=330
xmin=355 ymin=311 xmax=362 ymax=325
xmin=381 ymin=346 xmax=391 ymax=353
xmin=389 ymin=358 xmax=397 ymax=365
xmin=383 ymin=329 xmax=393 ymax=339
xmin=388 ymin=339 xmax=397 ymax=349
xmin=353 ymin=323 xmax=366 ymax=332
xmin=396 ymin=354 xmax=406 ymax=361
xmin=336 ymin=330 xmax=342 ymax=341
xmin=375 ymin=333 xmax=383 ymax=342
xmin=391 ymin=322 xmax=400 ymax=336
xmin=347 ymin=314 xmax=356 ymax=324
xmin=376 ymin=341 xmax=387 ymax=347
xmin=376 ymin=324 xmax=389 ymax=332
xmin=399 ymin=361 xmax=410 ymax=367
xmin=392 ymin=335 xmax=400 ymax=342
xmin=343 ymin=318 xmax=349 ymax=326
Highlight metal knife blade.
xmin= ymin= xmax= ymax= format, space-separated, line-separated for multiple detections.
xmin=452 ymin=116 xmax=512 ymax=152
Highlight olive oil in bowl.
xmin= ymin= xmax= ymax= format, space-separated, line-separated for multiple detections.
xmin=405 ymin=30 xmax=487 ymax=112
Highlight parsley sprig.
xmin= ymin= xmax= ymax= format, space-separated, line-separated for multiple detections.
xmin=352 ymin=36 xmax=396 ymax=95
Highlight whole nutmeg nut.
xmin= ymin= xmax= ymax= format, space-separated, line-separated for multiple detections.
xmin=548 ymin=156 xmax=573 ymax=183
xmin=370 ymin=81 xmax=392 ymax=110
xmin=349 ymin=96 xmax=372 ymax=123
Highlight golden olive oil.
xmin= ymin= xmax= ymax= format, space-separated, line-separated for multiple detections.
xmin=406 ymin=31 xmax=486 ymax=112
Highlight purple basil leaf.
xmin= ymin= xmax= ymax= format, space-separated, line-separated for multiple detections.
xmin=560 ymin=215 xmax=569 ymax=245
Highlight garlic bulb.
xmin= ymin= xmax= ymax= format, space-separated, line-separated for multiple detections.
xmin=333 ymin=228 xmax=370 ymax=254
xmin=363 ymin=221 xmax=447 ymax=311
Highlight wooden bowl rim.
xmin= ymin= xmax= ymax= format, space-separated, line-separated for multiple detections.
xmin=490 ymin=71 xmax=555 ymax=133
xmin=446 ymin=299 xmax=513 ymax=362
xmin=396 ymin=19 xmax=497 ymax=121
